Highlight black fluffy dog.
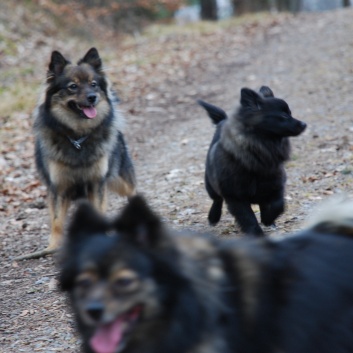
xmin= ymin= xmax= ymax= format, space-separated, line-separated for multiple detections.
xmin=59 ymin=196 xmax=353 ymax=353
xmin=199 ymin=86 xmax=306 ymax=235
xmin=220 ymin=197 xmax=353 ymax=353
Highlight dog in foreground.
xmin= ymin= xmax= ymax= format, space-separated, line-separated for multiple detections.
xmin=198 ymin=86 xmax=306 ymax=235
xmin=60 ymin=195 xmax=353 ymax=353
xmin=32 ymin=48 xmax=135 ymax=256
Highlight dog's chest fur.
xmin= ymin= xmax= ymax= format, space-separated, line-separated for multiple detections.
xmin=220 ymin=117 xmax=291 ymax=173
xmin=35 ymin=107 xmax=120 ymax=168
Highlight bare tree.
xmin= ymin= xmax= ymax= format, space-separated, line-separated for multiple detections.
xmin=233 ymin=0 xmax=302 ymax=15
xmin=200 ymin=0 xmax=218 ymax=20
xmin=232 ymin=0 xmax=268 ymax=15
xmin=343 ymin=0 xmax=350 ymax=7
xmin=276 ymin=0 xmax=302 ymax=11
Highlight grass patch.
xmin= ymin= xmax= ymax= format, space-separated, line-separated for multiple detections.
xmin=0 ymin=81 xmax=39 ymax=120
xmin=128 ymin=12 xmax=277 ymax=41
xmin=0 ymin=34 xmax=18 ymax=56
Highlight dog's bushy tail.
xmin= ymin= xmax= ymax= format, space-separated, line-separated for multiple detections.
xmin=306 ymin=197 xmax=353 ymax=236
xmin=198 ymin=100 xmax=227 ymax=125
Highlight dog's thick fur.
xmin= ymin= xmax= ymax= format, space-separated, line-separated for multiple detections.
xmin=59 ymin=196 xmax=236 ymax=353
xmin=219 ymin=198 xmax=353 ymax=353
xmin=199 ymin=86 xmax=306 ymax=235
xmin=33 ymin=48 xmax=136 ymax=251
xmin=60 ymin=196 xmax=353 ymax=353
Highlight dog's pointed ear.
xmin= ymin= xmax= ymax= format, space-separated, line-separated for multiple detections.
xmin=240 ymin=88 xmax=263 ymax=109
xmin=79 ymin=47 xmax=102 ymax=71
xmin=59 ymin=202 xmax=109 ymax=292
xmin=48 ymin=50 xmax=70 ymax=77
xmin=67 ymin=201 xmax=109 ymax=241
xmin=259 ymin=86 xmax=274 ymax=98
xmin=114 ymin=195 xmax=165 ymax=248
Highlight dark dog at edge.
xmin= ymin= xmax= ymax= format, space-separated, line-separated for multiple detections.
xmin=198 ymin=86 xmax=306 ymax=236
xmin=59 ymin=195 xmax=353 ymax=353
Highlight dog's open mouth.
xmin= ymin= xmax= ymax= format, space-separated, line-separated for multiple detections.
xmin=76 ymin=103 xmax=97 ymax=119
xmin=89 ymin=305 xmax=142 ymax=353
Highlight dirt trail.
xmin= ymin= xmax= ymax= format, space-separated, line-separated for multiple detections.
xmin=130 ymin=8 xmax=353 ymax=235
xmin=1 ymin=8 xmax=353 ymax=352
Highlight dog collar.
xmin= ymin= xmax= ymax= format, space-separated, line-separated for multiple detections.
xmin=67 ymin=135 xmax=89 ymax=150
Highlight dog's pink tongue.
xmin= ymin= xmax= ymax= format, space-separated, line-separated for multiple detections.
xmin=83 ymin=106 xmax=97 ymax=119
xmin=90 ymin=318 xmax=124 ymax=353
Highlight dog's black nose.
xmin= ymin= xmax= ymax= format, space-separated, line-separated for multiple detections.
xmin=300 ymin=121 xmax=307 ymax=131
xmin=87 ymin=94 xmax=97 ymax=104
xmin=86 ymin=302 xmax=104 ymax=322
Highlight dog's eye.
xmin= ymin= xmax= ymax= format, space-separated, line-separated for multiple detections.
xmin=68 ymin=83 xmax=78 ymax=90
xmin=114 ymin=277 xmax=135 ymax=288
xmin=91 ymin=81 xmax=97 ymax=87
xmin=111 ymin=269 xmax=139 ymax=291
xmin=76 ymin=273 xmax=96 ymax=289
xmin=76 ymin=278 xmax=93 ymax=289
xmin=112 ymin=276 xmax=139 ymax=292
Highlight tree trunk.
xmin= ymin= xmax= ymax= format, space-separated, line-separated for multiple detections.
xmin=277 ymin=0 xmax=302 ymax=12
xmin=233 ymin=0 xmax=303 ymax=15
xmin=343 ymin=0 xmax=350 ymax=7
xmin=200 ymin=0 xmax=218 ymax=20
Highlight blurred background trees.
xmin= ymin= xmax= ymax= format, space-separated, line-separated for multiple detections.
xmin=200 ymin=0 xmax=218 ymax=20
xmin=214 ymin=0 xmax=350 ymax=18
xmin=232 ymin=0 xmax=302 ymax=14
xmin=35 ymin=0 xmax=352 ymax=33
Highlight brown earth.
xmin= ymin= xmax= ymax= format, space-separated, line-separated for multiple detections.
xmin=1 ymin=6 xmax=353 ymax=352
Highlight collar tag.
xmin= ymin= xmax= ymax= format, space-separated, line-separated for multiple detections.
xmin=67 ymin=135 xmax=88 ymax=150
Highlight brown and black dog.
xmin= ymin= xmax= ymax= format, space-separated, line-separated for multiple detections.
xmin=32 ymin=48 xmax=135 ymax=256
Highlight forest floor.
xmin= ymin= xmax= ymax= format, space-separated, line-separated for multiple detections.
xmin=1 ymin=4 xmax=353 ymax=352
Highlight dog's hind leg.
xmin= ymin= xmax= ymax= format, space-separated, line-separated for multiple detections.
xmin=108 ymin=176 xmax=136 ymax=198
xmin=112 ymin=131 xmax=136 ymax=198
xmin=205 ymin=175 xmax=223 ymax=225
xmin=260 ymin=198 xmax=285 ymax=226
xmin=226 ymin=199 xmax=264 ymax=236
